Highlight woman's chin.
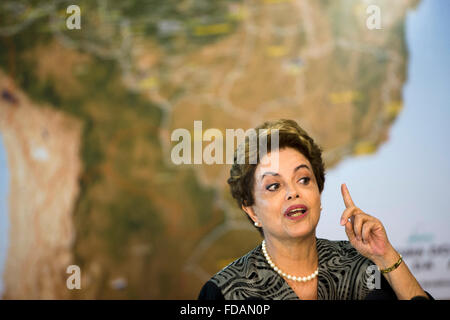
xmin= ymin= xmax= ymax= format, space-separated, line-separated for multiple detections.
xmin=285 ymin=223 xmax=315 ymax=239
xmin=267 ymin=216 xmax=319 ymax=240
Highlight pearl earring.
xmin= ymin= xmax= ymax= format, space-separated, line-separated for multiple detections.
xmin=254 ymin=221 xmax=260 ymax=227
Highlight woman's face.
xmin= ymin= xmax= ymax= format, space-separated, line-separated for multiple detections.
xmin=244 ymin=147 xmax=322 ymax=241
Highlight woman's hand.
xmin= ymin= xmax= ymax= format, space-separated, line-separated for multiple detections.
xmin=339 ymin=183 xmax=396 ymax=266
xmin=339 ymin=183 xmax=429 ymax=300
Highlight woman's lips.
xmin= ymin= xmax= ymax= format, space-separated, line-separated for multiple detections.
xmin=285 ymin=210 xmax=308 ymax=221
xmin=284 ymin=204 xmax=308 ymax=221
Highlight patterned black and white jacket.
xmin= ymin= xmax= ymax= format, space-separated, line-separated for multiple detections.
xmin=198 ymin=238 xmax=399 ymax=300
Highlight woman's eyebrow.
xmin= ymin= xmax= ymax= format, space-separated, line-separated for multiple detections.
xmin=261 ymin=164 xmax=310 ymax=180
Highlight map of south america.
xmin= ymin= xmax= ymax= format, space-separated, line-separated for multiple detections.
xmin=0 ymin=0 xmax=419 ymax=298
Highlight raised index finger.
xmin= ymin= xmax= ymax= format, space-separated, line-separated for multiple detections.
xmin=341 ymin=183 xmax=356 ymax=208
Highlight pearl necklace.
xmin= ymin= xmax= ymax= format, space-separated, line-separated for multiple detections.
xmin=262 ymin=240 xmax=319 ymax=283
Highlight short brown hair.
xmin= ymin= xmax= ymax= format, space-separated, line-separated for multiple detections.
xmin=227 ymin=119 xmax=326 ymax=234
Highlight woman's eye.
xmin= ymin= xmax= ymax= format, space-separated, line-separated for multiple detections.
xmin=266 ymin=183 xmax=280 ymax=191
xmin=298 ymin=177 xmax=311 ymax=185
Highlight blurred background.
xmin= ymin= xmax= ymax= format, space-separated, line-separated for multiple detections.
xmin=0 ymin=0 xmax=449 ymax=299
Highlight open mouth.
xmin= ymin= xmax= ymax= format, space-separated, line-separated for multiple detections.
xmin=284 ymin=204 xmax=308 ymax=220
xmin=286 ymin=208 xmax=307 ymax=217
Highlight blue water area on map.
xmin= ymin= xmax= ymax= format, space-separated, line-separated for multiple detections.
xmin=0 ymin=134 xmax=10 ymax=297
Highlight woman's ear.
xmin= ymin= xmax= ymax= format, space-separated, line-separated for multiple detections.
xmin=242 ymin=204 xmax=258 ymax=224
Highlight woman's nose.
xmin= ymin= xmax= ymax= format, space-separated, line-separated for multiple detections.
xmin=287 ymin=194 xmax=300 ymax=200
xmin=286 ymin=187 xmax=300 ymax=200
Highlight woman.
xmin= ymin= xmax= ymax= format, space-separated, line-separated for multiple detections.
xmin=198 ymin=119 xmax=432 ymax=300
